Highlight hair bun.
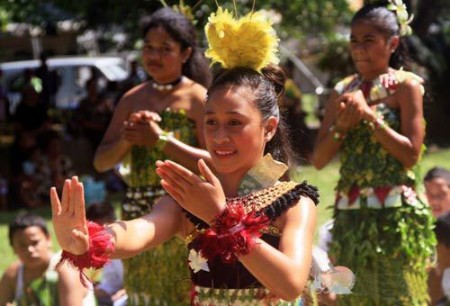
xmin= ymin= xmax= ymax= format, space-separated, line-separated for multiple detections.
xmin=261 ymin=64 xmax=286 ymax=101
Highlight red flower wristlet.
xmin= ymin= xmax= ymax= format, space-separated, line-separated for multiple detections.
xmin=57 ymin=221 xmax=115 ymax=286
xmin=196 ymin=203 xmax=269 ymax=263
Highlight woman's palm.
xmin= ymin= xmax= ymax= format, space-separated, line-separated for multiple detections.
xmin=50 ymin=177 xmax=89 ymax=255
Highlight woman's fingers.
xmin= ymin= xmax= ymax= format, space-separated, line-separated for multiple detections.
xmin=156 ymin=165 xmax=187 ymax=194
xmin=61 ymin=179 xmax=71 ymax=213
xmin=160 ymin=180 xmax=183 ymax=204
xmin=140 ymin=111 xmax=161 ymax=122
xmin=198 ymin=159 xmax=218 ymax=186
xmin=50 ymin=187 xmax=61 ymax=217
xmin=68 ymin=176 xmax=78 ymax=215
xmin=165 ymin=160 xmax=199 ymax=183
xmin=74 ymin=181 xmax=86 ymax=220
xmin=159 ymin=160 xmax=198 ymax=186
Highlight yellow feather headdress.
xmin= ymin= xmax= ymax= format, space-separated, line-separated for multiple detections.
xmin=204 ymin=7 xmax=280 ymax=72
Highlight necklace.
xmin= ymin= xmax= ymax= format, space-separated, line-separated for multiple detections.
xmin=151 ymin=76 xmax=183 ymax=92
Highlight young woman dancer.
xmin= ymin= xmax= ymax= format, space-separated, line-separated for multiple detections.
xmin=50 ymin=7 xmax=319 ymax=305
xmin=312 ymin=1 xmax=435 ymax=305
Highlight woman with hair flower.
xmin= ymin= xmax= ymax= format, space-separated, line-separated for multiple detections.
xmin=50 ymin=7 xmax=320 ymax=305
xmin=312 ymin=1 xmax=435 ymax=305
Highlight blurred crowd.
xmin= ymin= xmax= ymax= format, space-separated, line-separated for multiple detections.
xmin=0 ymin=54 xmax=145 ymax=211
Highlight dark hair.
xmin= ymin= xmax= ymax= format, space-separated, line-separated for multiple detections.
xmin=424 ymin=167 xmax=450 ymax=186
xmin=435 ymin=211 xmax=450 ymax=247
xmin=9 ymin=213 xmax=49 ymax=246
xmin=206 ymin=65 xmax=294 ymax=167
xmin=351 ymin=2 xmax=410 ymax=69
xmin=86 ymin=202 xmax=116 ymax=223
xmin=141 ymin=7 xmax=212 ymax=87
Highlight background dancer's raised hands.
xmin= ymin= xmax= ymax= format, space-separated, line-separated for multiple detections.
xmin=123 ymin=110 xmax=163 ymax=147
xmin=50 ymin=177 xmax=89 ymax=255
xmin=156 ymin=159 xmax=226 ymax=224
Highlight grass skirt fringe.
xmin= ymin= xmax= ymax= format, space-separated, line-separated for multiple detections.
xmin=330 ymin=196 xmax=435 ymax=306
xmin=123 ymin=238 xmax=190 ymax=306
xmin=122 ymin=187 xmax=190 ymax=306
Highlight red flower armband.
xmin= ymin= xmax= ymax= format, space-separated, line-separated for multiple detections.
xmin=196 ymin=204 xmax=269 ymax=263
xmin=57 ymin=221 xmax=115 ymax=287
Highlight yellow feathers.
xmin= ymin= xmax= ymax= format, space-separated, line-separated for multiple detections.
xmin=205 ymin=7 xmax=279 ymax=72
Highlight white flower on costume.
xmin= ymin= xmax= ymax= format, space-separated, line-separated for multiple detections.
xmin=188 ymin=249 xmax=210 ymax=273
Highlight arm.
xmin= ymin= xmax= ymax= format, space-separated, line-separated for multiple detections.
xmin=58 ymin=261 xmax=89 ymax=306
xmin=366 ymin=80 xmax=424 ymax=168
xmin=50 ymin=177 xmax=183 ymax=259
xmin=160 ymin=138 xmax=211 ymax=174
xmin=0 ymin=263 xmax=19 ymax=306
xmin=163 ymin=90 xmax=212 ymax=169
xmin=239 ymin=197 xmax=317 ymax=301
xmin=93 ymin=95 xmax=132 ymax=172
xmin=107 ymin=196 xmax=183 ymax=258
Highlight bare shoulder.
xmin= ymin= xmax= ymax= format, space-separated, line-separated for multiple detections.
xmin=183 ymin=78 xmax=207 ymax=102
xmin=117 ymin=81 xmax=153 ymax=110
xmin=396 ymin=77 xmax=424 ymax=107
xmin=398 ymin=75 xmax=422 ymax=90
xmin=122 ymin=81 xmax=150 ymax=99
xmin=273 ymin=194 xmax=317 ymax=230
xmin=1 ymin=261 xmax=21 ymax=280
xmin=0 ymin=261 xmax=21 ymax=301
xmin=184 ymin=79 xmax=207 ymax=118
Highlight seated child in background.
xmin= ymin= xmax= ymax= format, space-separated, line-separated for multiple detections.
xmin=86 ymin=202 xmax=127 ymax=306
xmin=425 ymin=167 xmax=450 ymax=218
xmin=0 ymin=212 xmax=95 ymax=305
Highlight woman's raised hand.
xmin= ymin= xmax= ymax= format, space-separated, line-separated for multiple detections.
xmin=128 ymin=110 xmax=161 ymax=124
xmin=156 ymin=159 xmax=226 ymax=224
xmin=50 ymin=177 xmax=89 ymax=255
xmin=123 ymin=111 xmax=163 ymax=146
xmin=335 ymin=90 xmax=376 ymax=130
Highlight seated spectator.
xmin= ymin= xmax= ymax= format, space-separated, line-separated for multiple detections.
xmin=35 ymin=130 xmax=74 ymax=196
xmin=12 ymin=130 xmax=74 ymax=209
xmin=35 ymin=52 xmax=61 ymax=107
xmin=12 ymin=84 xmax=49 ymax=135
xmin=429 ymin=212 xmax=450 ymax=305
xmin=86 ymin=202 xmax=127 ymax=306
xmin=72 ymin=79 xmax=113 ymax=151
xmin=9 ymin=132 xmax=43 ymax=209
xmin=425 ymin=167 xmax=450 ymax=218
xmin=0 ymin=212 xmax=96 ymax=305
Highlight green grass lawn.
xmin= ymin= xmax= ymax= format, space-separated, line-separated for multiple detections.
xmin=1 ymin=148 xmax=449 ymax=275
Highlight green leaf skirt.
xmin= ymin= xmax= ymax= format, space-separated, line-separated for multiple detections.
xmin=329 ymin=195 xmax=436 ymax=306
xmin=122 ymin=187 xmax=190 ymax=306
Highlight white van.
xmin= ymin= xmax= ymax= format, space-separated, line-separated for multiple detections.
xmin=0 ymin=56 xmax=128 ymax=111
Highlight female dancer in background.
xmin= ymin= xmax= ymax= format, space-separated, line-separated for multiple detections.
xmin=93 ymin=7 xmax=211 ymax=304
xmin=312 ymin=1 xmax=435 ymax=305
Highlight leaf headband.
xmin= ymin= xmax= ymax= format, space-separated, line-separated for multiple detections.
xmin=204 ymin=7 xmax=280 ymax=72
